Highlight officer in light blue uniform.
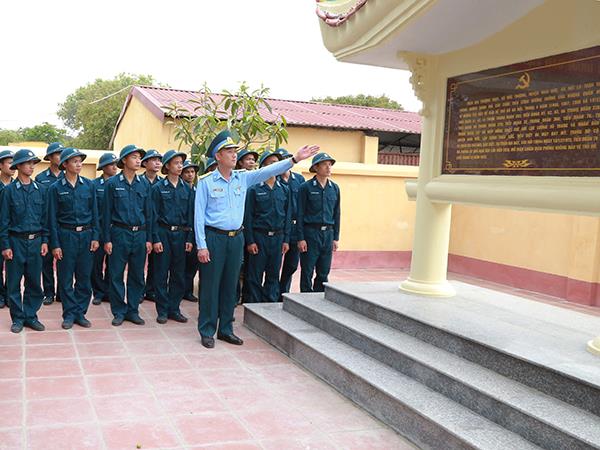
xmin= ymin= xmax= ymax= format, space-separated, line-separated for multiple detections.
xmin=276 ymin=148 xmax=306 ymax=298
xmin=91 ymin=152 xmax=119 ymax=305
xmin=47 ymin=148 xmax=100 ymax=329
xmin=151 ymin=150 xmax=194 ymax=323
xmin=141 ymin=149 xmax=163 ymax=303
xmin=103 ymin=145 xmax=152 ymax=326
xmin=0 ymin=150 xmax=15 ymax=309
xmin=36 ymin=142 xmax=64 ymax=305
xmin=181 ymin=159 xmax=201 ymax=302
xmin=194 ymin=129 xmax=318 ymax=348
xmin=0 ymin=149 xmax=49 ymax=333
xmin=297 ymin=153 xmax=341 ymax=293
xmin=243 ymin=151 xmax=291 ymax=303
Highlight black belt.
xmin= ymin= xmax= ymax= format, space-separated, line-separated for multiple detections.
xmin=159 ymin=223 xmax=192 ymax=232
xmin=305 ymin=223 xmax=333 ymax=231
xmin=112 ymin=222 xmax=146 ymax=232
xmin=59 ymin=223 xmax=92 ymax=232
xmin=206 ymin=225 xmax=243 ymax=237
xmin=9 ymin=231 xmax=42 ymax=240
xmin=254 ymin=228 xmax=283 ymax=236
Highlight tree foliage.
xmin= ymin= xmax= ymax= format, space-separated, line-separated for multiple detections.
xmin=57 ymin=73 xmax=158 ymax=150
xmin=0 ymin=129 xmax=23 ymax=146
xmin=311 ymin=94 xmax=403 ymax=110
xmin=0 ymin=122 xmax=69 ymax=146
xmin=165 ymin=82 xmax=288 ymax=170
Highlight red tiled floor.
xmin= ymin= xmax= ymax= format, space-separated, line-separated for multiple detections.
xmin=92 ymin=393 xmax=163 ymax=422
xmin=26 ymin=397 xmax=95 ymax=428
xmin=135 ymin=354 xmax=191 ymax=372
xmin=27 ymin=423 xmax=104 ymax=450
xmin=142 ymin=370 xmax=210 ymax=394
xmin=72 ymin=329 xmax=120 ymax=343
xmin=175 ymin=412 xmax=253 ymax=447
xmin=0 ymin=401 xmax=23 ymax=428
xmin=0 ymin=379 xmax=23 ymax=402
xmin=0 ymin=345 xmax=23 ymax=360
xmin=0 ymin=427 xmax=24 ymax=450
xmin=26 ymin=343 xmax=77 ymax=360
xmin=101 ymin=420 xmax=181 ymax=449
xmin=26 ymin=376 xmax=87 ymax=400
xmin=155 ymin=390 xmax=226 ymax=416
xmin=25 ymin=331 xmax=71 ymax=345
xmin=25 ymin=358 xmax=81 ymax=378
xmin=87 ymin=373 xmax=151 ymax=397
xmin=0 ymin=360 xmax=23 ymax=379
xmin=76 ymin=341 xmax=128 ymax=358
xmin=80 ymin=356 xmax=138 ymax=375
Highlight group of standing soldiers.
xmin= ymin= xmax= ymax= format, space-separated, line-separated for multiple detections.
xmin=0 ymin=130 xmax=340 ymax=349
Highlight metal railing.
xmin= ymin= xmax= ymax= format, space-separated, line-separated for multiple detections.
xmin=378 ymin=152 xmax=420 ymax=166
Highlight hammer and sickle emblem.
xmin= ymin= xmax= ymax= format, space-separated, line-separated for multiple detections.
xmin=516 ymin=72 xmax=530 ymax=90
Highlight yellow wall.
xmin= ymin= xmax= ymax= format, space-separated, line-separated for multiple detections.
xmin=285 ymin=126 xmax=365 ymax=163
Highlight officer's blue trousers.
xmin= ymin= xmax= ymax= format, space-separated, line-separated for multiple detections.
xmin=300 ymin=227 xmax=334 ymax=293
xmin=108 ymin=227 xmax=146 ymax=319
xmin=6 ymin=236 xmax=43 ymax=325
xmin=144 ymin=253 xmax=156 ymax=299
xmin=41 ymin=251 xmax=55 ymax=298
xmin=279 ymin=243 xmax=300 ymax=298
xmin=184 ymin=249 xmax=198 ymax=299
xmin=153 ymin=228 xmax=186 ymax=317
xmin=246 ymin=232 xmax=284 ymax=303
xmin=56 ymin=229 xmax=94 ymax=322
xmin=198 ymin=229 xmax=243 ymax=337
xmin=91 ymin=243 xmax=109 ymax=302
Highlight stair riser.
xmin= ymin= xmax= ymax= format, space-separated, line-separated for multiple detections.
xmin=244 ymin=307 xmax=475 ymax=450
xmin=324 ymin=286 xmax=600 ymax=417
xmin=284 ymin=298 xmax=595 ymax=450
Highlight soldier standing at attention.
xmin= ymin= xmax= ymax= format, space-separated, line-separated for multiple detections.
xmin=47 ymin=148 xmax=99 ymax=329
xmin=0 ymin=150 xmax=15 ymax=309
xmin=36 ymin=142 xmax=64 ymax=306
xmin=235 ymin=149 xmax=258 ymax=171
xmin=194 ymin=129 xmax=318 ymax=348
xmin=151 ymin=150 xmax=194 ymax=323
xmin=103 ymin=145 xmax=152 ymax=326
xmin=91 ymin=153 xmax=119 ymax=305
xmin=276 ymin=148 xmax=306 ymax=299
xmin=0 ymin=149 xmax=49 ymax=333
xmin=297 ymin=153 xmax=340 ymax=293
xmin=141 ymin=149 xmax=163 ymax=303
xmin=181 ymin=159 xmax=200 ymax=303
xmin=243 ymin=151 xmax=291 ymax=303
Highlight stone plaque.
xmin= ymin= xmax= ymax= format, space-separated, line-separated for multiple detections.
xmin=442 ymin=45 xmax=600 ymax=176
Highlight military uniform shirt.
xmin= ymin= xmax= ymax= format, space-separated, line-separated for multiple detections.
xmin=151 ymin=178 xmax=194 ymax=244
xmin=93 ymin=176 xmax=110 ymax=230
xmin=142 ymin=173 xmax=162 ymax=186
xmin=35 ymin=169 xmax=63 ymax=189
xmin=194 ymin=158 xmax=294 ymax=249
xmin=296 ymin=177 xmax=341 ymax=241
xmin=0 ymin=180 xmax=48 ymax=250
xmin=277 ymin=171 xmax=305 ymax=222
xmin=47 ymin=176 xmax=100 ymax=249
xmin=244 ymin=181 xmax=291 ymax=244
xmin=102 ymin=173 xmax=151 ymax=243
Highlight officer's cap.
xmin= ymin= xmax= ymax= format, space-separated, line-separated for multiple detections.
xmin=117 ymin=144 xmax=146 ymax=169
xmin=182 ymin=159 xmax=200 ymax=173
xmin=258 ymin=150 xmax=282 ymax=168
xmin=10 ymin=149 xmax=41 ymax=170
xmin=44 ymin=142 xmax=64 ymax=161
xmin=276 ymin=148 xmax=292 ymax=159
xmin=0 ymin=150 xmax=14 ymax=162
xmin=207 ymin=130 xmax=239 ymax=158
xmin=309 ymin=152 xmax=336 ymax=173
xmin=97 ymin=152 xmax=119 ymax=171
xmin=141 ymin=149 xmax=163 ymax=167
xmin=161 ymin=150 xmax=187 ymax=174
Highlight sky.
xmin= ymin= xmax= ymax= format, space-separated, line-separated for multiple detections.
xmin=0 ymin=0 xmax=420 ymax=130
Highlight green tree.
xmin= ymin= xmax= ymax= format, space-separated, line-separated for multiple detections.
xmin=57 ymin=73 xmax=159 ymax=150
xmin=165 ymin=82 xmax=288 ymax=171
xmin=19 ymin=122 xmax=69 ymax=143
xmin=0 ymin=129 xmax=23 ymax=146
xmin=311 ymin=94 xmax=404 ymax=110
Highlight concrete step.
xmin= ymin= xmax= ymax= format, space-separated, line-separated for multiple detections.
xmin=244 ymin=303 xmax=541 ymax=450
xmin=283 ymin=293 xmax=600 ymax=450
xmin=323 ymin=282 xmax=600 ymax=417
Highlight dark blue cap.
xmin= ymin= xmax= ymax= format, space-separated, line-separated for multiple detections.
xmin=258 ymin=150 xmax=282 ymax=168
xmin=0 ymin=150 xmax=14 ymax=162
xmin=117 ymin=144 xmax=145 ymax=169
xmin=309 ymin=152 xmax=336 ymax=173
xmin=97 ymin=152 xmax=118 ymax=170
xmin=161 ymin=150 xmax=187 ymax=174
xmin=204 ymin=157 xmax=217 ymax=174
xmin=11 ymin=149 xmax=41 ymax=170
xmin=59 ymin=148 xmax=87 ymax=170
xmin=44 ymin=142 xmax=64 ymax=160
xmin=276 ymin=148 xmax=292 ymax=159
xmin=141 ymin=149 xmax=163 ymax=165
xmin=237 ymin=148 xmax=259 ymax=163
xmin=182 ymin=159 xmax=200 ymax=172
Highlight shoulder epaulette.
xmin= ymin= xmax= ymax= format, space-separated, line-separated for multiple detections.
xmin=198 ymin=172 xmax=212 ymax=180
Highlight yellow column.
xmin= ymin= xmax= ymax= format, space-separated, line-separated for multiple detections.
xmin=362 ymin=135 xmax=379 ymax=164
xmin=399 ymin=53 xmax=455 ymax=297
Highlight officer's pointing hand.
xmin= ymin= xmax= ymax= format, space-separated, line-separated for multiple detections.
xmin=153 ymin=243 xmax=164 ymax=253
xmin=2 ymin=249 xmax=12 ymax=261
xmin=294 ymin=145 xmax=320 ymax=162
xmin=53 ymin=248 xmax=63 ymax=260
xmin=247 ymin=243 xmax=258 ymax=255
xmin=298 ymin=240 xmax=308 ymax=253
xmin=90 ymin=241 xmax=99 ymax=252
xmin=145 ymin=242 xmax=152 ymax=255
xmin=40 ymin=243 xmax=48 ymax=257
xmin=198 ymin=248 xmax=210 ymax=264
xmin=104 ymin=242 xmax=112 ymax=255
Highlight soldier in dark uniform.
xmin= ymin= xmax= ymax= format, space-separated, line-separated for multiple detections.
xmin=297 ymin=153 xmax=341 ymax=293
xmin=47 ymin=148 xmax=99 ymax=329
xmin=0 ymin=149 xmax=49 ymax=333
xmin=235 ymin=148 xmax=258 ymax=171
xmin=102 ymin=145 xmax=152 ymax=326
xmin=91 ymin=152 xmax=118 ymax=305
xmin=243 ymin=151 xmax=291 ymax=303
xmin=276 ymin=148 xmax=306 ymax=298
xmin=151 ymin=150 xmax=194 ymax=323
xmin=0 ymin=150 xmax=15 ymax=309
xmin=36 ymin=142 xmax=64 ymax=305
xmin=181 ymin=158 xmax=200 ymax=302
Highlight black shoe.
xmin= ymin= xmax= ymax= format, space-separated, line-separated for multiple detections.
xmin=55 ymin=295 xmax=61 ymax=303
xmin=10 ymin=322 xmax=23 ymax=333
xmin=24 ymin=320 xmax=45 ymax=332
xmin=217 ymin=333 xmax=243 ymax=346
xmin=143 ymin=294 xmax=156 ymax=302
xmin=168 ymin=312 xmax=188 ymax=323
xmin=232 ymin=317 xmax=236 ymax=322
xmin=75 ymin=317 xmax=92 ymax=328
xmin=92 ymin=297 xmax=102 ymax=305
xmin=125 ymin=315 xmax=145 ymax=326
xmin=0 ymin=298 xmax=5 ymax=309
xmin=183 ymin=294 xmax=198 ymax=303
xmin=61 ymin=320 xmax=73 ymax=330
xmin=111 ymin=316 xmax=124 ymax=326
xmin=201 ymin=335 xmax=215 ymax=348
xmin=156 ymin=315 xmax=168 ymax=324
xmin=42 ymin=295 xmax=54 ymax=306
